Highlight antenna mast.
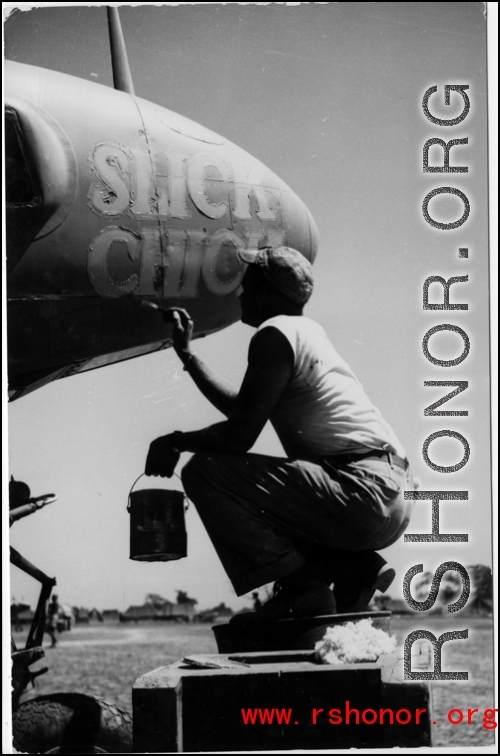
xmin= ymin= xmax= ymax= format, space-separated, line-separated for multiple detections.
xmin=107 ymin=7 xmax=135 ymax=95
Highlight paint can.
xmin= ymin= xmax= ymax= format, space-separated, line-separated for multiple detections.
xmin=128 ymin=475 xmax=187 ymax=562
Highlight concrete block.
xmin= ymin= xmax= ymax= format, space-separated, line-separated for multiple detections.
xmin=133 ymin=649 xmax=431 ymax=752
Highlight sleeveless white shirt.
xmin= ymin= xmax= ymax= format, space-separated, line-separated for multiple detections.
xmin=255 ymin=315 xmax=405 ymax=459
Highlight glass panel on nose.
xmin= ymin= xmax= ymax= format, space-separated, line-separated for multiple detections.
xmin=5 ymin=108 xmax=42 ymax=207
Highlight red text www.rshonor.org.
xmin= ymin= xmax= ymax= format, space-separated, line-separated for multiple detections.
xmin=240 ymin=704 xmax=498 ymax=730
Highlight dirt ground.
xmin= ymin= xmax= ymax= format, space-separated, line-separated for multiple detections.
xmin=10 ymin=615 xmax=496 ymax=749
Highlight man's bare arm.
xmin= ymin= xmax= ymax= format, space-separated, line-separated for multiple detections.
xmin=145 ymin=326 xmax=294 ymax=474
xmin=169 ymin=308 xmax=237 ymax=417
xmin=172 ymin=326 xmax=294 ymax=454
xmin=180 ymin=353 xmax=238 ymax=417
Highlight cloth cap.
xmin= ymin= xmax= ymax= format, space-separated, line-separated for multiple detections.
xmin=238 ymin=246 xmax=314 ymax=305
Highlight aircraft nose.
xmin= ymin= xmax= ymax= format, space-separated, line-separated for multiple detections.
xmin=280 ymin=187 xmax=319 ymax=266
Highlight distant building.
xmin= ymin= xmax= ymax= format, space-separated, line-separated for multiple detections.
xmin=453 ymin=596 xmax=493 ymax=617
xmin=197 ymin=602 xmax=234 ymax=623
xmin=469 ymin=596 xmax=493 ymax=615
xmin=120 ymin=604 xmax=157 ymax=622
xmin=196 ymin=610 xmax=218 ymax=623
xmin=120 ymin=598 xmax=197 ymax=622
xmin=386 ymin=599 xmax=414 ymax=615
xmin=74 ymin=607 xmax=90 ymax=623
xmin=14 ymin=608 xmax=35 ymax=625
xmin=88 ymin=608 xmax=103 ymax=623
xmin=172 ymin=601 xmax=197 ymax=622
xmin=211 ymin=602 xmax=234 ymax=618
xmin=102 ymin=609 xmax=120 ymax=622
xmin=11 ymin=603 xmax=31 ymax=627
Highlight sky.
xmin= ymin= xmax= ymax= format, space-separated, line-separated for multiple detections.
xmin=4 ymin=3 xmax=493 ymax=616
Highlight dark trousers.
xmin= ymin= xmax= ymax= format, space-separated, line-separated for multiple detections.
xmin=182 ymin=452 xmax=414 ymax=597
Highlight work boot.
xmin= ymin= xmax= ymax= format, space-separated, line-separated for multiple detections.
xmin=336 ymin=561 xmax=396 ymax=614
xmin=257 ymin=563 xmax=336 ymax=620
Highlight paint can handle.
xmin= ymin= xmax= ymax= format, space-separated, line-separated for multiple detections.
xmin=127 ymin=472 xmax=146 ymax=512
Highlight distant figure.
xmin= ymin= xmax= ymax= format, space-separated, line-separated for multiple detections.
xmin=9 ymin=476 xmax=31 ymax=510
xmin=9 ymin=477 xmax=30 ymax=526
xmin=252 ymin=592 xmax=262 ymax=611
xmin=11 ymin=604 xmax=23 ymax=633
xmin=45 ymin=594 xmax=60 ymax=648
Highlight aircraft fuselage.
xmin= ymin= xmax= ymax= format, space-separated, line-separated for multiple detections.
xmin=6 ymin=61 xmax=318 ymax=399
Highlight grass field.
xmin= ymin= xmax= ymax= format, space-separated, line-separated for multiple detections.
xmin=11 ymin=615 xmax=496 ymax=749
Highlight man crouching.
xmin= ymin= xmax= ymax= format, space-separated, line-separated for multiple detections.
xmin=145 ymin=247 xmax=414 ymax=620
